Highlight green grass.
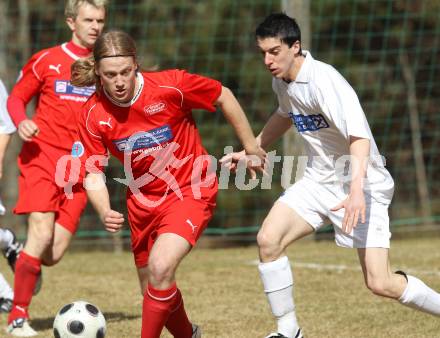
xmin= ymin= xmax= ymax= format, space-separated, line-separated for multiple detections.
xmin=1 ymin=237 xmax=439 ymax=337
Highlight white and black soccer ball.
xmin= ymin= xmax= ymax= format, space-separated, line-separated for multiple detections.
xmin=53 ymin=300 xmax=106 ymax=338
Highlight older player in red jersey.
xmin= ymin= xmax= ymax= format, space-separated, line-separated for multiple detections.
xmin=70 ymin=30 xmax=265 ymax=338
xmin=5 ymin=1 xmax=106 ymax=336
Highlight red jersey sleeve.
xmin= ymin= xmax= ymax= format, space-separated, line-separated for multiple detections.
xmin=176 ymin=70 xmax=222 ymax=112
xmin=77 ymin=100 xmax=108 ymax=174
xmin=10 ymin=50 xmax=48 ymax=104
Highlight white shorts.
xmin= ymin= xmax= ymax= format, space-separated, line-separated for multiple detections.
xmin=278 ymin=178 xmax=391 ymax=248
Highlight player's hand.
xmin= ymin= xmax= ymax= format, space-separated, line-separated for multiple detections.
xmin=245 ymin=146 xmax=267 ymax=178
xmin=220 ymin=150 xmax=262 ymax=179
xmin=220 ymin=148 xmax=267 ymax=179
xmin=18 ymin=119 xmax=39 ymax=141
xmin=101 ymin=209 xmax=124 ymax=233
xmin=220 ymin=150 xmax=245 ymax=172
xmin=330 ymin=188 xmax=366 ymax=234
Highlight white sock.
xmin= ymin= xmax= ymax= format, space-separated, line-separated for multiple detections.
xmin=259 ymin=256 xmax=300 ymax=338
xmin=0 ymin=273 xmax=13 ymax=299
xmin=399 ymin=275 xmax=440 ymax=316
xmin=0 ymin=228 xmax=13 ymax=250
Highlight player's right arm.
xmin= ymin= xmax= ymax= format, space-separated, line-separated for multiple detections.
xmin=6 ymin=51 xmax=47 ymax=141
xmin=77 ymin=100 xmax=124 ymax=232
xmin=257 ymin=111 xmax=292 ymax=149
xmin=85 ymin=173 xmax=124 ymax=233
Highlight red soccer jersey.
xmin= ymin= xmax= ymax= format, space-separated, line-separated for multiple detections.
xmin=78 ymin=70 xmax=222 ymax=199
xmin=11 ymin=42 xmax=94 ymax=150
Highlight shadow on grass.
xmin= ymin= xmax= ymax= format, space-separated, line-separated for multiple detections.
xmin=31 ymin=312 xmax=141 ymax=330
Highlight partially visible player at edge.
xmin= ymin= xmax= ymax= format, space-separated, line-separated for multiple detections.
xmin=221 ymin=13 xmax=440 ymax=338
xmin=0 ymin=79 xmax=25 ymax=314
xmin=70 ymin=30 xmax=265 ymax=338
xmin=5 ymin=1 xmax=106 ymax=336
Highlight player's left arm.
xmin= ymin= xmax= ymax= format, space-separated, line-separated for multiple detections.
xmin=215 ymin=86 xmax=266 ymax=178
xmin=215 ymin=87 xmax=265 ymax=159
xmin=331 ymin=136 xmax=369 ymax=234
xmin=321 ymin=68 xmax=371 ymax=234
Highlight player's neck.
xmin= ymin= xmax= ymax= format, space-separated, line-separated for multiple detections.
xmin=67 ymin=40 xmax=92 ymax=57
xmin=283 ymin=55 xmax=305 ymax=83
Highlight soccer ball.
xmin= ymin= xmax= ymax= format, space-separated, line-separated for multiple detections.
xmin=53 ymin=300 xmax=106 ymax=338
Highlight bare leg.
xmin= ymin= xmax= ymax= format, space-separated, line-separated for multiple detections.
xmin=257 ymin=201 xmax=313 ymax=338
xmin=358 ymin=247 xmax=440 ymax=316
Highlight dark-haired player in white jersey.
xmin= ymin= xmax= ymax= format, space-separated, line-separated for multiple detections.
xmin=222 ymin=12 xmax=440 ymax=338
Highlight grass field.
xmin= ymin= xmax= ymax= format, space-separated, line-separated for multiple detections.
xmin=0 ymin=236 xmax=439 ymax=337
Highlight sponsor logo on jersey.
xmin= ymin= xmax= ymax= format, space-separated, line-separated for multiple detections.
xmin=144 ymin=102 xmax=167 ymax=115
xmin=71 ymin=141 xmax=85 ymax=158
xmin=113 ymin=125 xmax=173 ymax=152
xmin=288 ymin=112 xmax=329 ymax=133
xmin=54 ymin=80 xmax=95 ymax=97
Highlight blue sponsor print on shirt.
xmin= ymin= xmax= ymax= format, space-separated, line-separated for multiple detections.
xmin=288 ymin=112 xmax=329 ymax=133
xmin=54 ymin=80 xmax=95 ymax=97
xmin=71 ymin=141 xmax=84 ymax=158
xmin=113 ymin=125 xmax=173 ymax=152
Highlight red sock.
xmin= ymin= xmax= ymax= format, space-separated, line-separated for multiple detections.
xmin=165 ymin=288 xmax=193 ymax=338
xmin=141 ymin=283 xmax=177 ymax=338
xmin=8 ymin=251 xmax=41 ymax=324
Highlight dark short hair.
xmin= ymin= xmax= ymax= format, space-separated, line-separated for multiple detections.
xmin=255 ymin=13 xmax=301 ymax=48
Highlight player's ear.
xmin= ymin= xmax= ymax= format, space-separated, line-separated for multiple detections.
xmin=292 ymin=40 xmax=301 ymax=56
xmin=66 ymin=17 xmax=75 ymax=32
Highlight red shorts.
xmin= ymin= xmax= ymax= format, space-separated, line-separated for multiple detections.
xmin=14 ymin=141 xmax=87 ymax=234
xmin=127 ymin=183 xmax=217 ymax=268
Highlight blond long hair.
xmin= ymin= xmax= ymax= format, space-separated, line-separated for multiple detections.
xmin=71 ymin=30 xmax=137 ymax=93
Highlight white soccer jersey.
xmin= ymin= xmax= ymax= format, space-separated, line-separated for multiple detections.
xmin=0 ymin=80 xmax=16 ymax=134
xmin=274 ymin=51 xmax=394 ymax=204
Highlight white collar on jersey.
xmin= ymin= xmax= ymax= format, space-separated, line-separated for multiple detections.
xmin=294 ymin=50 xmax=313 ymax=84
xmin=61 ymin=42 xmax=80 ymax=61
xmin=103 ymin=72 xmax=144 ymax=107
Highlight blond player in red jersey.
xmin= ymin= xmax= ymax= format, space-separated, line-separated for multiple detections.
xmin=5 ymin=1 xmax=106 ymax=336
xmin=70 ymin=30 xmax=265 ymax=338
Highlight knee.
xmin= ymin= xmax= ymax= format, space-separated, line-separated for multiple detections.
xmin=28 ymin=221 xmax=54 ymax=249
xmin=257 ymin=228 xmax=283 ymax=261
xmin=365 ymin=276 xmax=393 ymax=297
xmin=147 ymin=257 xmax=175 ymax=286
xmin=41 ymin=254 xmax=63 ymax=266
xmin=42 ymin=258 xmax=57 ymax=266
